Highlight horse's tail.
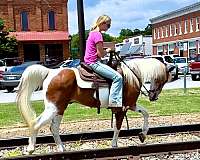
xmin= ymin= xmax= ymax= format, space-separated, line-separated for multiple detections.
xmin=16 ymin=64 xmax=49 ymax=128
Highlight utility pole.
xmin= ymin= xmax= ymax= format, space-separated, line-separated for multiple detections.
xmin=77 ymin=0 xmax=86 ymax=61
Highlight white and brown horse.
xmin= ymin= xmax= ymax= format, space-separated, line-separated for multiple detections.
xmin=16 ymin=58 xmax=174 ymax=154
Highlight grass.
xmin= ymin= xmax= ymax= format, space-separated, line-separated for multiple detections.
xmin=0 ymin=88 xmax=200 ymax=128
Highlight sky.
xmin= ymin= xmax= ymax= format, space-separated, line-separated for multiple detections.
xmin=68 ymin=0 xmax=200 ymax=36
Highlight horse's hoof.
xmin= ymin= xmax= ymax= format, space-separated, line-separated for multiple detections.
xmin=27 ymin=145 xmax=35 ymax=155
xmin=112 ymin=144 xmax=118 ymax=148
xmin=138 ymin=132 xmax=146 ymax=143
xmin=111 ymin=142 xmax=118 ymax=148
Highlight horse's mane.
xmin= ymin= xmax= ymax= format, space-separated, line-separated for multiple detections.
xmin=121 ymin=58 xmax=167 ymax=87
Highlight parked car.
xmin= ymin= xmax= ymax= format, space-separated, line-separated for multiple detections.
xmin=43 ymin=57 xmax=63 ymax=68
xmin=52 ymin=59 xmax=80 ymax=69
xmin=0 ymin=60 xmax=5 ymax=81
xmin=174 ymin=57 xmax=189 ymax=74
xmin=144 ymin=55 xmax=178 ymax=80
xmin=0 ymin=61 xmax=41 ymax=92
xmin=0 ymin=57 xmax=22 ymax=71
xmin=189 ymin=54 xmax=200 ymax=81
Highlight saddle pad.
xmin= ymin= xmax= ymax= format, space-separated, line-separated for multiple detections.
xmin=69 ymin=68 xmax=109 ymax=89
xmin=78 ymin=67 xmax=108 ymax=83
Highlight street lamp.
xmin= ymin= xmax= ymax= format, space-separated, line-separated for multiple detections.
xmin=77 ymin=0 xmax=85 ymax=61
xmin=68 ymin=34 xmax=72 ymax=59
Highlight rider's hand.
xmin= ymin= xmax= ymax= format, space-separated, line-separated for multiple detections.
xmin=106 ymin=48 xmax=112 ymax=53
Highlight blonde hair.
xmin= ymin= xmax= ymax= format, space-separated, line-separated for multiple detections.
xmin=91 ymin=15 xmax=111 ymax=31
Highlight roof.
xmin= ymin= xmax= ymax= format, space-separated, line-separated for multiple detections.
xmin=150 ymin=2 xmax=200 ymax=24
xmin=9 ymin=31 xmax=69 ymax=41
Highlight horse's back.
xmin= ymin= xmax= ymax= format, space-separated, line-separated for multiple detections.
xmin=44 ymin=68 xmax=77 ymax=104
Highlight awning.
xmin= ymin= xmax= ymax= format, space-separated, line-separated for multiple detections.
xmin=128 ymin=45 xmax=143 ymax=54
xmin=9 ymin=31 xmax=69 ymax=41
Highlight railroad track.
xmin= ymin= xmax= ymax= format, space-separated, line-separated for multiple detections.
xmin=2 ymin=124 xmax=200 ymax=160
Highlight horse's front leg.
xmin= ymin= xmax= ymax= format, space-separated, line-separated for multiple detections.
xmin=135 ymin=105 xmax=149 ymax=143
xmin=111 ymin=110 xmax=126 ymax=147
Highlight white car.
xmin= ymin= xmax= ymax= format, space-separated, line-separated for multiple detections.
xmin=53 ymin=59 xmax=80 ymax=68
xmin=174 ymin=57 xmax=189 ymax=74
xmin=145 ymin=55 xmax=178 ymax=80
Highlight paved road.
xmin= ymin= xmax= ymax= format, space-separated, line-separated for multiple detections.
xmin=0 ymin=75 xmax=200 ymax=103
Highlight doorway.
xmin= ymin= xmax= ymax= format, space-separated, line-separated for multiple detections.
xmin=23 ymin=44 xmax=40 ymax=62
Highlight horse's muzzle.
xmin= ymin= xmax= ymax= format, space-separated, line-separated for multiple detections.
xmin=149 ymin=94 xmax=158 ymax=101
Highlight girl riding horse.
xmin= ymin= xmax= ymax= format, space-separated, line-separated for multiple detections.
xmin=16 ymin=57 xmax=174 ymax=154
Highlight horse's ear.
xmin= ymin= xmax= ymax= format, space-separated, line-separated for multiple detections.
xmin=166 ymin=65 xmax=175 ymax=73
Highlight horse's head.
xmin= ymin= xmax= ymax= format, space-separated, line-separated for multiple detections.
xmin=148 ymin=64 xmax=175 ymax=101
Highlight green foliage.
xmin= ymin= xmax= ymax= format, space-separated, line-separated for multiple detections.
xmin=70 ymin=23 xmax=152 ymax=54
xmin=143 ymin=24 xmax=152 ymax=35
xmin=133 ymin=28 xmax=142 ymax=36
xmin=119 ymin=28 xmax=134 ymax=37
xmin=0 ymin=88 xmax=200 ymax=128
xmin=0 ymin=19 xmax=18 ymax=58
xmin=0 ymin=19 xmax=4 ymax=30
xmin=102 ymin=33 xmax=114 ymax=42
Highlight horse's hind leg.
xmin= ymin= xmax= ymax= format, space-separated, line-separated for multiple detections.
xmin=112 ymin=110 xmax=125 ymax=147
xmin=27 ymin=102 xmax=57 ymax=154
xmin=135 ymin=105 xmax=149 ymax=143
xmin=50 ymin=114 xmax=65 ymax=152
xmin=27 ymin=130 xmax=37 ymax=154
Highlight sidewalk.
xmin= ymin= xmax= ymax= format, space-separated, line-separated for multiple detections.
xmin=0 ymin=76 xmax=200 ymax=103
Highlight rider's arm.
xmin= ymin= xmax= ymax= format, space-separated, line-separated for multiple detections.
xmin=96 ymin=42 xmax=107 ymax=58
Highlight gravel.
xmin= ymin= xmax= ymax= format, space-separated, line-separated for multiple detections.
xmin=0 ymin=114 xmax=200 ymax=159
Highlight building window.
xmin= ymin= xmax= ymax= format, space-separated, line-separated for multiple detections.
xmin=170 ymin=25 xmax=173 ymax=36
xmin=154 ymin=28 xmax=157 ymax=39
xmin=179 ymin=22 xmax=182 ymax=35
xmin=196 ymin=17 xmax=200 ymax=31
xmin=161 ymin=27 xmax=164 ymax=38
xmin=48 ymin=11 xmax=55 ymax=30
xmin=157 ymin=28 xmax=160 ymax=39
xmin=157 ymin=46 xmax=163 ymax=55
xmin=168 ymin=43 xmax=175 ymax=54
xmin=189 ymin=41 xmax=197 ymax=60
xmin=21 ymin=11 xmax=29 ymax=31
xmin=165 ymin=25 xmax=168 ymax=37
xmin=190 ymin=18 xmax=193 ymax=33
xmin=178 ymin=42 xmax=184 ymax=57
xmin=184 ymin=20 xmax=188 ymax=34
xmin=174 ymin=24 xmax=177 ymax=36
xmin=199 ymin=41 xmax=200 ymax=54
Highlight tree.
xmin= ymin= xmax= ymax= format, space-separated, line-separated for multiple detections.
xmin=143 ymin=24 xmax=152 ymax=35
xmin=133 ymin=29 xmax=142 ymax=36
xmin=102 ymin=33 xmax=114 ymax=42
xmin=119 ymin=28 xmax=134 ymax=37
xmin=0 ymin=19 xmax=18 ymax=58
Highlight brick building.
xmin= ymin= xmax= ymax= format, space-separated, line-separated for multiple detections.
xmin=0 ymin=0 xmax=70 ymax=62
xmin=150 ymin=2 xmax=200 ymax=60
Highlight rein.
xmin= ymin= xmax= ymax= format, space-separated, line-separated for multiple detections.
xmin=112 ymin=52 xmax=150 ymax=96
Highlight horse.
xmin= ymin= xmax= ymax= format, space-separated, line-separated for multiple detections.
xmin=16 ymin=58 xmax=174 ymax=154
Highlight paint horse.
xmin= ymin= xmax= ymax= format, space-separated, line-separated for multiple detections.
xmin=16 ymin=58 xmax=174 ymax=154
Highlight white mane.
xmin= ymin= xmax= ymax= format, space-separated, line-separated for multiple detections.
xmin=121 ymin=58 xmax=167 ymax=87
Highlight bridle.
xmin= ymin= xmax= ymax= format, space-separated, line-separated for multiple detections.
xmin=112 ymin=51 xmax=163 ymax=97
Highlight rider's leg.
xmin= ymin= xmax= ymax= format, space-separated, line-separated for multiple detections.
xmin=90 ymin=61 xmax=123 ymax=107
xmin=50 ymin=114 xmax=65 ymax=152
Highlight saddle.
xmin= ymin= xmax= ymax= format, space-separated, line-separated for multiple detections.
xmin=78 ymin=57 xmax=121 ymax=114
xmin=78 ymin=62 xmax=110 ymax=85
xmin=78 ymin=53 xmax=120 ymax=84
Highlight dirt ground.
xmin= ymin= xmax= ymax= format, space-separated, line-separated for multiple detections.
xmin=0 ymin=113 xmax=199 ymax=139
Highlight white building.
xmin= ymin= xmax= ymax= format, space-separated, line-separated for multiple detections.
xmin=115 ymin=35 xmax=152 ymax=56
